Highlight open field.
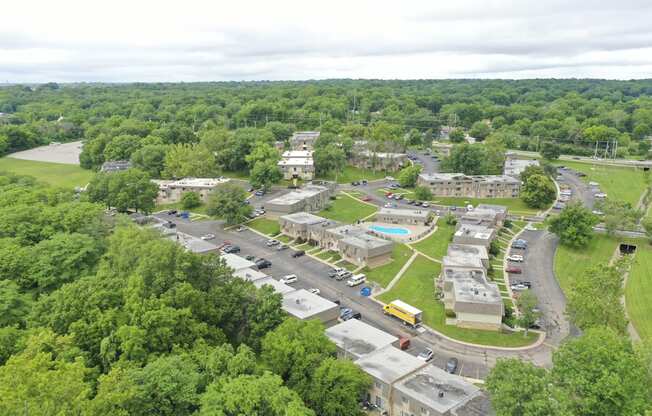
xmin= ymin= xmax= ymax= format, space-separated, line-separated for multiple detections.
xmin=0 ymin=157 xmax=94 ymax=188
xmin=556 ymin=160 xmax=648 ymax=206
xmin=318 ymin=165 xmax=389 ymax=184
xmin=378 ymin=255 xmax=538 ymax=347
xmin=318 ymin=193 xmax=377 ymax=223
xmin=247 ymin=217 xmax=280 ymax=236
xmin=626 ymin=242 xmax=652 ymax=343
xmin=363 ymin=244 xmax=413 ymax=288
xmin=410 ymin=222 xmax=456 ymax=260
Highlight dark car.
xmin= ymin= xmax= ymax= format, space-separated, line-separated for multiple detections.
xmin=255 ymin=259 xmax=272 ymax=269
xmin=361 ymin=180 xmax=368 ymax=185
xmin=245 ymin=255 xmax=255 ymax=261
xmin=167 ymin=209 xmax=178 ymax=215
xmin=224 ymin=245 xmax=240 ymax=254
xmin=446 ymin=357 xmax=459 ymax=374
xmin=291 ymin=250 xmax=305 ymax=258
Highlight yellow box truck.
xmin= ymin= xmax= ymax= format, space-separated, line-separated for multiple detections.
xmin=383 ymin=299 xmax=423 ymax=327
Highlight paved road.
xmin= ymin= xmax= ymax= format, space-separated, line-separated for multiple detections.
xmin=509 ymin=149 xmax=652 ymax=169
xmin=408 ymin=150 xmax=440 ymax=174
xmin=506 ymin=230 xmax=577 ymax=347
xmin=556 ymin=166 xmax=595 ymax=209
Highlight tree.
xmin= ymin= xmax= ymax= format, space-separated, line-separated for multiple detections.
xmin=163 ymin=143 xmax=217 ymax=178
xmin=0 ymin=279 xmax=31 ymax=327
xmin=549 ymin=202 xmax=598 ymax=247
xmin=521 ymin=174 xmax=556 ymax=208
xmin=540 ymin=141 xmax=561 ymax=160
xmin=552 ymin=327 xmax=650 ymax=416
xmin=442 ymin=143 xmax=489 ymax=175
xmin=103 ymin=134 xmax=143 ymax=161
xmin=313 ymin=143 xmax=346 ymax=180
xmin=307 ymin=358 xmax=371 ymax=416
xmin=199 ymin=373 xmax=314 ymax=416
xmin=599 ymin=199 xmax=642 ymax=235
xmin=516 ymin=290 xmax=540 ymax=336
xmin=642 ymin=216 xmax=652 ymax=243
xmin=397 ymin=164 xmax=422 ymax=188
xmin=469 ymin=121 xmax=491 ymax=140
xmin=250 ymin=160 xmax=282 ymax=191
xmin=566 ymin=260 xmax=628 ymax=334
xmin=486 ymin=359 xmax=569 ymax=416
xmin=206 ymin=183 xmax=252 ymax=225
xmin=448 ymin=128 xmax=465 ymax=143
xmin=130 ymin=144 xmax=169 ymax=177
xmin=181 ymin=191 xmax=202 ymax=209
xmin=414 ymin=185 xmax=432 ymax=201
xmin=520 ymin=165 xmax=547 ymax=184
xmin=245 ymin=142 xmax=280 ymax=169
xmin=86 ymin=169 xmax=158 ymax=213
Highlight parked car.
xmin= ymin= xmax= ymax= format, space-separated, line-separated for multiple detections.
xmin=405 ymin=199 xmax=413 ymax=204
xmin=339 ymin=307 xmax=352 ymax=319
xmin=417 ymin=348 xmax=434 ymax=362
xmin=511 ymin=283 xmax=528 ymax=291
xmin=506 ymin=266 xmax=522 ymax=274
xmin=255 ymin=258 xmax=272 ymax=269
xmin=308 ymin=288 xmax=320 ymax=295
xmin=361 ymin=180 xmax=368 ymax=185
xmin=223 ymin=245 xmax=241 ymax=254
xmin=167 ymin=209 xmax=178 ymax=215
xmin=421 ymin=202 xmax=430 ymax=208
xmin=254 ymin=190 xmax=265 ymax=196
xmin=280 ymin=274 xmax=298 ymax=284
xmin=384 ymin=203 xmax=393 ymax=208
xmin=506 ymin=254 xmax=524 ymax=262
xmin=398 ymin=337 xmax=410 ymax=350
xmin=336 ymin=270 xmax=352 ymax=281
xmin=236 ymin=226 xmax=246 ymax=232
xmin=594 ymin=192 xmax=607 ymax=198
xmin=395 ymin=194 xmax=403 ymax=200
xmin=385 ymin=176 xmax=395 ymax=181
xmin=245 ymin=255 xmax=255 ymax=261
xmin=446 ymin=357 xmax=459 ymax=374
xmin=277 ymin=244 xmax=288 ymax=251
xmin=291 ymin=250 xmax=305 ymax=258
xmin=346 ymin=274 xmax=366 ymax=287
xmin=201 ymin=233 xmax=215 ymax=240
xmin=328 ymin=267 xmax=344 ymax=278
xmin=351 ymin=181 xmax=360 ymax=186
xmin=511 ymin=240 xmax=527 ymax=249
xmin=266 ymin=239 xmax=280 ymax=246
xmin=362 ymin=196 xmax=372 ymax=202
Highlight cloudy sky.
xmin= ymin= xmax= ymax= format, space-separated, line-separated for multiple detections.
xmin=2 ymin=0 xmax=652 ymax=82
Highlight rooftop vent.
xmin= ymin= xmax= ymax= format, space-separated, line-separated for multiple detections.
xmin=438 ymin=391 xmax=445 ymax=398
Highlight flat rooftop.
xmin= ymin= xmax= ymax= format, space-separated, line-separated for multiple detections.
xmin=442 ymin=255 xmax=485 ymax=270
xmin=325 ymin=319 xmax=398 ymax=359
xmin=394 ymin=364 xmax=481 ymax=414
xmin=355 ymin=345 xmax=426 ymax=384
xmin=443 ymin=267 xmax=502 ymax=306
xmin=476 ymin=204 xmax=508 ymax=214
xmin=282 ymin=289 xmax=338 ymax=319
xmin=253 ymin=277 xmax=296 ymax=295
xmin=281 ymin=150 xmax=313 ymax=158
xmin=233 ymin=267 xmax=269 ymax=282
xmin=170 ymin=232 xmax=218 ymax=254
xmin=291 ymin=131 xmax=320 ymax=140
xmin=360 ymin=150 xmax=407 ymax=159
xmin=153 ymin=177 xmax=229 ymax=189
xmin=454 ymin=225 xmax=493 ymax=241
xmin=378 ymin=207 xmax=431 ymax=219
xmin=221 ymin=253 xmax=256 ymax=271
xmin=267 ymin=185 xmax=329 ymax=206
xmin=419 ymin=173 xmax=519 ymax=184
xmin=326 ymin=224 xmax=368 ymax=239
xmin=342 ymin=233 xmax=393 ymax=251
xmin=447 ymin=244 xmax=489 ymax=260
xmin=280 ymin=212 xmax=328 ymax=225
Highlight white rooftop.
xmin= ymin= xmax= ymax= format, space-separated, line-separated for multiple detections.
xmin=233 ymin=267 xmax=269 ymax=282
xmin=253 ymin=277 xmax=296 ymax=295
xmin=446 ymin=244 xmax=489 ymax=261
xmin=378 ymin=207 xmax=431 ymax=219
xmin=355 ymin=345 xmax=426 ymax=384
xmin=282 ymin=150 xmax=313 ymax=158
xmin=169 ymin=232 xmax=218 ymax=254
xmin=282 ymin=289 xmax=338 ymax=320
xmin=387 ymin=299 xmax=422 ymax=316
xmin=221 ymin=253 xmax=256 ymax=272
xmin=454 ymin=225 xmax=493 ymax=241
xmin=268 ymin=185 xmax=329 ymax=206
xmin=325 ymin=319 xmax=398 ymax=359
xmin=280 ymin=212 xmax=328 ymax=225
xmin=153 ymin=177 xmax=229 ymax=189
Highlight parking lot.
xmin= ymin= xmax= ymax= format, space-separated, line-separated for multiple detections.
xmin=556 ymin=166 xmax=596 ymax=210
xmin=154 ymin=212 xmax=493 ymax=379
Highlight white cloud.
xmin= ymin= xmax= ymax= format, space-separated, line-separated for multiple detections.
xmin=1 ymin=0 xmax=651 ymax=82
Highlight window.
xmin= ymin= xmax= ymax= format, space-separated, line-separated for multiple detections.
xmin=375 ymin=396 xmax=382 ymax=407
xmin=402 ymin=396 xmax=408 ymax=404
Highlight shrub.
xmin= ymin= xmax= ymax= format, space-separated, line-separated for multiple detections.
xmin=181 ymin=191 xmax=201 ymax=209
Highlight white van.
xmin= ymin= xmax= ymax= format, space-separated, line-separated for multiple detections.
xmin=346 ymin=274 xmax=366 ymax=287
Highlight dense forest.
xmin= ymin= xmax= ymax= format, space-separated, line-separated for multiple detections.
xmin=2 ymin=80 xmax=652 ymax=170
xmin=0 ymin=173 xmax=370 ymax=415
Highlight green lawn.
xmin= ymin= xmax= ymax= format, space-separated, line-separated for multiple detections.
xmin=318 ymin=193 xmax=377 ymax=223
xmin=0 ymin=158 xmax=94 ymax=188
xmin=555 ymin=160 xmax=648 ymax=206
xmin=318 ymin=165 xmax=390 ymax=184
xmin=337 ymin=260 xmax=358 ymax=271
xmin=276 ymin=235 xmax=292 ymax=243
xmin=247 ymin=217 xmax=280 ymax=236
xmin=155 ymin=201 xmax=209 ymax=215
xmin=363 ymin=244 xmax=414 ymax=288
xmin=430 ymin=196 xmax=541 ymax=215
xmin=378 ymin=255 xmax=538 ymax=347
xmin=410 ymin=222 xmax=456 ymax=260
xmin=626 ymin=242 xmax=652 ymax=343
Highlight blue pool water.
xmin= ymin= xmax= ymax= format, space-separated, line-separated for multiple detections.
xmin=370 ymin=225 xmax=410 ymax=236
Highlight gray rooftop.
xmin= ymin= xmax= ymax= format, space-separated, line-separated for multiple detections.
xmin=342 ymin=233 xmax=393 ymax=251
xmin=419 ymin=173 xmax=520 ymax=184
xmin=443 ymin=266 xmax=502 ymax=307
xmin=355 ymin=345 xmax=426 ymax=384
xmin=325 ymin=319 xmax=398 ymax=359
xmin=282 ymin=289 xmax=338 ymax=319
xmin=394 ymin=364 xmax=481 ymax=414
xmin=221 ymin=253 xmax=256 ymax=271
xmin=377 ymin=207 xmax=431 ymax=219
xmin=476 ymin=204 xmax=508 ymax=214
xmin=447 ymin=244 xmax=489 ymax=260
xmin=253 ymin=277 xmax=296 ymax=295
xmin=504 ymin=158 xmax=539 ymax=176
xmin=454 ymin=225 xmax=494 ymax=241
xmin=267 ymin=185 xmax=329 ymax=206
xmin=170 ymin=232 xmax=218 ymax=254
xmin=326 ymin=224 xmax=368 ymax=239
xmin=280 ymin=212 xmax=328 ymax=225
xmin=233 ymin=267 xmax=269 ymax=282
xmin=442 ymin=255 xmax=485 ymax=270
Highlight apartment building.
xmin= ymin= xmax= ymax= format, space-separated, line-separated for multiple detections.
xmin=153 ymin=177 xmax=230 ymax=204
xmin=290 ymin=131 xmax=320 ymax=151
xmin=417 ymin=173 xmax=520 ymax=198
xmin=351 ymin=150 xmax=408 ymax=171
xmin=453 ymin=224 xmax=495 ymax=248
xmin=278 ymin=150 xmax=315 ymax=180
xmin=266 ymin=185 xmax=333 ymax=216
xmin=375 ymin=207 xmax=432 ymax=225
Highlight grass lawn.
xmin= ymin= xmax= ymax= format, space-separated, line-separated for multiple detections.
xmin=318 ymin=165 xmax=390 ymax=184
xmin=410 ymin=223 xmax=456 ymax=260
xmin=430 ymin=196 xmax=542 ymax=215
xmin=318 ymin=193 xmax=377 ymax=223
xmin=378 ymin=255 xmax=538 ymax=347
xmin=156 ymin=201 xmax=209 ymax=215
xmin=276 ymin=235 xmax=292 ymax=243
xmin=363 ymin=244 xmax=414 ymax=288
xmin=0 ymin=157 xmax=94 ymax=188
xmin=626 ymin=242 xmax=652 ymax=343
xmin=337 ymin=260 xmax=358 ymax=271
xmin=221 ymin=170 xmax=250 ymax=180
xmin=555 ymin=160 xmax=648 ymax=206
xmin=247 ymin=217 xmax=280 ymax=236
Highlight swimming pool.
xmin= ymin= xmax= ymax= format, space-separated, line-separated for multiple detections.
xmin=370 ymin=224 xmax=410 ymax=236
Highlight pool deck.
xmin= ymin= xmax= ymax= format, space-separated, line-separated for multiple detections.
xmin=361 ymin=222 xmax=431 ymax=242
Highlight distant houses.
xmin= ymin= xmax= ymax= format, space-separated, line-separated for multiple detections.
xmin=100 ymin=160 xmax=132 ymax=172
xmin=289 ymin=131 xmax=320 ymax=151
xmin=417 ymin=173 xmax=521 ymax=198
xmin=504 ymin=153 xmax=539 ymax=177
xmin=152 ymin=177 xmax=230 ymax=204
xmin=266 ymin=183 xmax=334 ymax=217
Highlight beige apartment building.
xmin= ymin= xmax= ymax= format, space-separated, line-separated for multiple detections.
xmin=152 ymin=177 xmax=230 ymax=204
xmin=278 ymin=150 xmax=315 ymax=180
xmin=290 ymin=131 xmax=320 ymax=150
xmin=375 ymin=207 xmax=432 ymax=225
xmin=417 ymin=173 xmax=520 ymax=198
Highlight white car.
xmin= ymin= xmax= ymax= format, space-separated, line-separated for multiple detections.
xmin=384 ymin=203 xmax=393 ymax=208
xmin=280 ymin=274 xmax=298 ymax=284
xmin=346 ymin=274 xmax=366 ymax=287
xmin=266 ymin=239 xmax=280 ymax=246
xmin=507 ymin=254 xmax=524 ymax=262
xmin=201 ymin=233 xmax=215 ymax=240
xmin=511 ymin=283 xmax=528 ymax=291
xmin=308 ymin=288 xmax=321 ymax=295
xmin=592 ymin=210 xmax=604 ymax=216
xmin=417 ymin=348 xmax=434 ymax=362
xmin=594 ymin=192 xmax=607 ymax=198
xmin=236 ymin=226 xmax=246 ymax=232
xmin=385 ymin=176 xmax=395 ymax=181
xmin=524 ymin=224 xmax=536 ymax=231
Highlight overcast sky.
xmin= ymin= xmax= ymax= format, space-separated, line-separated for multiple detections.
xmin=2 ymin=0 xmax=652 ymax=82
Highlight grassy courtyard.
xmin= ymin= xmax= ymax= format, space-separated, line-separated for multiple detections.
xmin=0 ymin=157 xmax=94 ymax=188
xmin=318 ymin=165 xmax=389 ymax=184
xmin=318 ymin=193 xmax=377 ymax=223
xmin=410 ymin=222 xmax=456 ymax=260
xmin=625 ymin=242 xmax=652 ymax=343
xmin=363 ymin=244 xmax=414 ymax=288
xmin=247 ymin=217 xmax=280 ymax=236
xmin=378 ymin=255 xmax=538 ymax=347
xmin=556 ymin=160 xmax=648 ymax=206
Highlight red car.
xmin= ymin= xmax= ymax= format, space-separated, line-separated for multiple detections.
xmin=506 ymin=266 xmax=522 ymax=274
xmin=362 ymin=196 xmax=372 ymax=202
